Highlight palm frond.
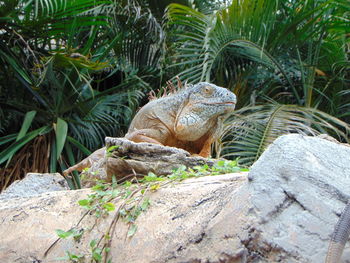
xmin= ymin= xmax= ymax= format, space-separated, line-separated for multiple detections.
xmin=217 ymin=103 xmax=350 ymax=165
xmin=166 ymin=2 xmax=298 ymax=96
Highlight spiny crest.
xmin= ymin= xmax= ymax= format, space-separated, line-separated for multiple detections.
xmin=148 ymin=77 xmax=190 ymax=101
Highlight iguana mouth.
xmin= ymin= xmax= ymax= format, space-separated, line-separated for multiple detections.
xmin=204 ymin=101 xmax=236 ymax=105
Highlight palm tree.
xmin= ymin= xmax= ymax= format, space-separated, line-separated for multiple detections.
xmin=166 ymin=0 xmax=350 ymax=165
xmin=0 ymin=0 xmax=169 ymax=189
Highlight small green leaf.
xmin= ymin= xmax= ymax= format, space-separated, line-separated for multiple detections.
xmin=107 ymin=145 xmax=119 ymax=153
xmin=147 ymin=172 xmax=157 ymax=178
xmin=176 ymin=165 xmax=187 ymax=172
xmin=92 ymin=251 xmax=102 ymax=262
xmin=73 ymin=229 xmax=84 ymax=241
xmin=56 ymin=229 xmax=73 ymax=239
xmin=92 ymin=183 xmax=107 ymax=191
xmin=90 ymin=239 xmax=97 ymax=249
xmin=119 ymin=209 xmax=126 ymax=216
xmin=216 ymin=160 xmax=225 ymax=167
xmin=78 ymin=199 xmax=90 ymax=207
xmin=127 ymin=224 xmax=137 ymax=237
xmin=144 ymin=172 xmax=164 ymax=182
xmin=103 ymin=202 xmax=115 ymax=211
xmin=228 ymin=160 xmax=237 ymax=167
xmin=150 ymin=184 xmax=160 ymax=191
xmin=141 ymin=198 xmax=150 ymax=210
xmin=123 ymin=181 xmax=132 ymax=187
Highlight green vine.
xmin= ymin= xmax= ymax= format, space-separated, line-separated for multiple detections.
xmin=48 ymin=160 xmax=247 ymax=262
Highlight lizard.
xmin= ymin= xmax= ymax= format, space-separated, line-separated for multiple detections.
xmin=63 ymin=82 xmax=236 ymax=176
xmin=325 ymin=201 xmax=350 ymax=263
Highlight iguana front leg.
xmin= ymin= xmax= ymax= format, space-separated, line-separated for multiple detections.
xmin=125 ymin=128 xmax=166 ymax=145
xmin=198 ymin=136 xmax=213 ymax=158
xmin=63 ymin=147 xmax=105 ymax=176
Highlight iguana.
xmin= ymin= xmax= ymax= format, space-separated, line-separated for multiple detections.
xmin=325 ymin=201 xmax=350 ymax=263
xmin=63 ymin=82 xmax=236 ymax=176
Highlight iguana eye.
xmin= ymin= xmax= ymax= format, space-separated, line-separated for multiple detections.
xmin=203 ymin=86 xmax=213 ymax=95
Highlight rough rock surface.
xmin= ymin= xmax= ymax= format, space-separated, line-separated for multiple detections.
xmin=105 ymin=137 xmax=216 ymax=178
xmin=248 ymin=134 xmax=350 ymax=262
xmin=0 ymin=134 xmax=350 ymax=262
xmin=0 ymin=173 xmax=68 ymax=200
xmin=81 ymin=137 xmax=217 ymax=185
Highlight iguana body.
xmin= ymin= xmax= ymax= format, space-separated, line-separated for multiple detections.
xmin=63 ymin=82 xmax=236 ymax=176
xmin=125 ymin=82 xmax=236 ymax=157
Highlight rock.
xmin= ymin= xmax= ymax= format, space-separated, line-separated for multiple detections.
xmin=247 ymin=134 xmax=350 ymax=262
xmin=0 ymin=173 xmax=69 ymax=200
xmin=105 ymin=137 xmax=217 ymax=178
xmin=0 ymin=173 xmax=248 ymax=263
xmin=0 ymin=134 xmax=349 ymax=262
xmin=81 ymin=137 xmax=217 ymax=185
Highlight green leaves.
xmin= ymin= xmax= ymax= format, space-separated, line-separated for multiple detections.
xmin=166 ymin=1 xmax=284 ymax=86
xmin=55 ymin=118 xmax=68 ymax=160
xmin=103 ymin=202 xmax=116 ymax=212
xmin=56 ymin=229 xmax=73 ymax=239
xmin=90 ymin=239 xmax=103 ymax=262
xmin=0 ymin=126 xmax=51 ymax=166
xmin=218 ymin=104 xmax=350 ymax=165
xmin=56 ymin=228 xmax=83 ymax=241
xmin=78 ymin=199 xmax=91 ymax=209
xmin=127 ymin=224 xmax=138 ymax=237
xmin=143 ymin=172 xmax=165 ymax=182
xmin=16 ymin=111 xmax=37 ymax=141
xmin=167 ymin=0 xmax=349 ymax=163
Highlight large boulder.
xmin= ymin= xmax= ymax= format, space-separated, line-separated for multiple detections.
xmin=247 ymin=134 xmax=350 ymax=262
xmin=0 ymin=134 xmax=349 ymax=262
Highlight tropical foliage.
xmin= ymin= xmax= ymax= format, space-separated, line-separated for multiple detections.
xmin=166 ymin=0 xmax=350 ymax=164
xmin=0 ymin=0 xmax=349 ymax=188
xmin=0 ymin=0 xmax=167 ymax=189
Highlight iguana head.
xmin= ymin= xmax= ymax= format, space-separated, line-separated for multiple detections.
xmin=186 ymin=82 xmax=236 ymax=114
xmin=174 ymin=82 xmax=236 ymax=141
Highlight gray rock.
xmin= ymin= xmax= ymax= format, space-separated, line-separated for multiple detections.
xmin=0 ymin=173 xmax=69 ymax=200
xmin=0 ymin=134 xmax=350 ymax=262
xmin=78 ymin=137 xmax=218 ymax=186
xmin=247 ymin=134 xmax=350 ymax=262
xmin=105 ymin=137 xmax=216 ymax=180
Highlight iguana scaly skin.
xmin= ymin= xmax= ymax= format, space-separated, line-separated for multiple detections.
xmin=125 ymin=82 xmax=236 ymax=157
xmin=63 ymin=82 xmax=236 ymax=176
xmin=325 ymin=201 xmax=350 ymax=263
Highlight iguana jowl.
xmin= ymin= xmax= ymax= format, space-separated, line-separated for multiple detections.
xmin=63 ymin=82 xmax=236 ymax=175
xmin=125 ymin=82 xmax=237 ymax=157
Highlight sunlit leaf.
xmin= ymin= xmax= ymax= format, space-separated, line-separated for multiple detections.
xmin=55 ymin=117 xmax=68 ymax=160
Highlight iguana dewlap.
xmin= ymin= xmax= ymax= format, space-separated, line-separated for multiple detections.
xmin=125 ymin=82 xmax=236 ymax=157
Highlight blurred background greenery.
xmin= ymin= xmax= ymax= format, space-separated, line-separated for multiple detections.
xmin=0 ymin=0 xmax=349 ymax=189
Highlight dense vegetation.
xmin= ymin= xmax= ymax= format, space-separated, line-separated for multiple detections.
xmin=0 ymin=0 xmax=349 ymax=189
